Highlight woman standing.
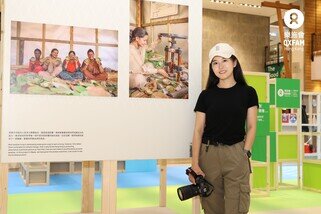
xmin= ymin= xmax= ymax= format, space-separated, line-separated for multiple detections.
xmin=191 ymin=43 xmax=258 ymax=214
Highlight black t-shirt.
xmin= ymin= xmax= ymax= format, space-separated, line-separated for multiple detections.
xmin=194 ymin=83 xmax=259 ymax=145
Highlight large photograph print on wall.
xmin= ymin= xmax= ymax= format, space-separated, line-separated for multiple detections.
xmin=129 ymin=1 xmax=189 ymax=99
xmin=10 ymin=21 xmax=118 ymax=97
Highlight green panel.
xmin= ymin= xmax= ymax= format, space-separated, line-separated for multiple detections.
xmin=252 ymin=163 xmax=276 ymax=189
xmin=303 ymin=162 xmax=321 ymax=190
xmin=245 ymin=74 xmax=267 ymax=103
xmin=278 ymin=134 xmax=298 ymax=160
xmin=257 ymin=103 xmax=270 ymax=136
xmin=275 ymin=78 xmax=300 ymax=108
xmin=252 ymin=132 xmax=276 ymax=162
xmin=252 ymin=136 xmax=268 ymax=162
xmin=253 ymin=167 xmax=267 ymax=188
xmin=270 ymin=83 xmax=275 ymax=105
xmin=278 ymin=108 xmax=282 ymax=132
xmin=270 ymin=132 xmax=277 ymax=162
xmin=270 ymin=107 xmax=275 ymax=132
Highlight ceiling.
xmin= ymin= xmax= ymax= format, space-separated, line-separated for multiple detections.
xmin=203 ymin=0 xmax=299 ymax=17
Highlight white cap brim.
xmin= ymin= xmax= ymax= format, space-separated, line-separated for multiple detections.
xmin=208 ymin=43 xmax=236 ymax=63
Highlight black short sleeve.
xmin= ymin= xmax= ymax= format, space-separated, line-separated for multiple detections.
xmin=247 ymin=86 xmax=259 ymax=108
xmin=194 ymin=90 xmax=207 ymax=113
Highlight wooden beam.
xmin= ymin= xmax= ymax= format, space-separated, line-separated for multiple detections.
xmin=11 ymin=37 xmax=118 ymax=48
xmin=261 ymin=1 xmax=300 ymax=10
xmin=136 ymin=0 xmax=142 ymax=27
xmin=16 ymin=22 xmax=21 ymax=65
xmin=142 ymin=18 xmax=188 ymax=28
xmin=192 ymin=197 xmax=201 ymax=214
xmin=18 ymin=39 xmax=24 ymax=65
xmin=276 ymin=8 xmax=291 ymax=78
xmin=70 ymin=26 xmax=74 ymax=51
xmin=266 ymin=135 xmax=271 ymax=195
xmin=81 ymin=161 xmax=95 ymax=213
xmin=95 ymin=29 xmax=99 ymax=56
xmin=0 ymin=164 xmax=8 ymax=214
xmin=159 ymin=159 xmax=167 ymax=207
xmin=101 ymin=160 xmax=117 ymax=214
xmin=42 ymin=24 xmax=46 ymax=55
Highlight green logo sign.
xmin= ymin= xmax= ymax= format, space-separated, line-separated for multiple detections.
xmin=276 ymin=78 xmax=300 ymax=108
xmin=256 ymin=103 xmax=270 ymax=136
xmin=266 ymin=63 xmax=285 ymax=79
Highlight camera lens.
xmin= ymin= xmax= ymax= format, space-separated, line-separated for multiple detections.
xmin=177 ymin=184 xmax=199 ymax=201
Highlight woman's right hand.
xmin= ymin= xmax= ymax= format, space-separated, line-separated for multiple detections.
xmin=157 ymin=68 xmax=169 ymax=78
xmin=189 ymin=164 xmax=205 ymax=184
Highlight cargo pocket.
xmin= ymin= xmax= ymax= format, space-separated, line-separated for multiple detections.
xmin=239 ymin=184 xmax=251 ymax=213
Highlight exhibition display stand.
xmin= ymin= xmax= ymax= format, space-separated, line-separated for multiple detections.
xmin=245 ymin=72 xmax=271 ymax=196
xmin=273 ymin=78 xmax=301 ymax=189
xmin=301 ymin=92 xmax=321 ymax=192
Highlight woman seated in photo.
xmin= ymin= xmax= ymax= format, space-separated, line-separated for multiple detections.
xmin=59 ymin=51 xmax=84 ymax=82
xmin=16 ymin=48 xmax=44 ymax=75
xmin=40 ymin=48 xmax=62 ymax=78
xmin=129 ymin=27 xmax=168 ymax=89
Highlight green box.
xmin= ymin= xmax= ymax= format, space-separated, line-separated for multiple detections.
xmin=252 ymin=163 xmax=276 ymax=189
xmin=303 ymin=162 xmax=321 ymax=190
xmin=245 ymin=74 xmax=268 ymax=103
xmin=278 ymin=134 xmax=298 ymax=160
xmin=276 ymin=78 xmax=300 ymax=108
xmin=252 ymin=132 xmax=276 ymax=162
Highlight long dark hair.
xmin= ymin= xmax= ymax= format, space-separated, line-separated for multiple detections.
xmin=130 ymin=27 xmax=148 ymax=43
xmin=206 ymin=55 xmax=247 ymax=89
xmin=68 ymin=50 xmax=76 ymax=55
xmin=51 ymin=48 xmax=58 ymax=53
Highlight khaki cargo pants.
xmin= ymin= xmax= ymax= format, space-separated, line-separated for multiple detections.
xmin=199 ymin=141 xmax=251 ymax=214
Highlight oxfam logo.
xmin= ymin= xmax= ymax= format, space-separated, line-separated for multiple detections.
xmin=278 ymin=89 xmax=284 ymax=97
xmin=284 ymin=9 xmax=304 ymax=29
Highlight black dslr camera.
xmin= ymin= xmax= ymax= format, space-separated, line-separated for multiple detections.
xmin=177 ymin=167 xmax=214 ymax=201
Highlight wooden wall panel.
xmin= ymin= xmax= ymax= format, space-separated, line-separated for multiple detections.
xmin=305 ymin=0 xmax=321 ymax=91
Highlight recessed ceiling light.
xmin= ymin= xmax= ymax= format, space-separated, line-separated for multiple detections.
xmin=239 ymin=3 xmax=262 ymax=8
xmin=210 ymin=0 xmax=235 ymax=5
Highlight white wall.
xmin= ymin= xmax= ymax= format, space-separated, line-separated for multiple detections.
xmin=1 ymin=0 xmax=202 ymax=162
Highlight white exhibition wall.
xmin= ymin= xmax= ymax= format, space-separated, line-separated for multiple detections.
xmin=1 ymin=0 xmax=202 ymax=162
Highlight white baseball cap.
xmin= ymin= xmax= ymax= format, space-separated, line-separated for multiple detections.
xmin=208 ymin=43 xmax=236 ymax=63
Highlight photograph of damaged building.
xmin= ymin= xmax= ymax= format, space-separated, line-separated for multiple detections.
xmin=10 ymin=21 xmax=118 ymax=97
xmin=129 ymin=0 xmax=189 ymax=99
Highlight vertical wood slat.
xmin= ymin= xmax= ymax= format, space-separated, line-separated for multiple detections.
xmin=192 ymin=197 xmax=201 ymax=214
xmin=81 ymin=161 xmax=95 ymax=213
xmin=136 ymin=0 xmax=142 ymax=27
xmin=16 ymin=21 xmax=21 ymax=65
xmin=0 ymin=164 xmax=8 ymax=214
xmin=101 ymin=160 xmax=117 ymax=214
xmin=95 ymin=28 xmax=99 ymax=56
xmin=276 ymin=7 xmax=291 ymax=78
xmin=70 ymin=26 xmax=74 ymax=51
xmin=42 ymin=24 xmax=46 ymax=56
xmin=159 ymin=159 xmax=167 ymax=207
